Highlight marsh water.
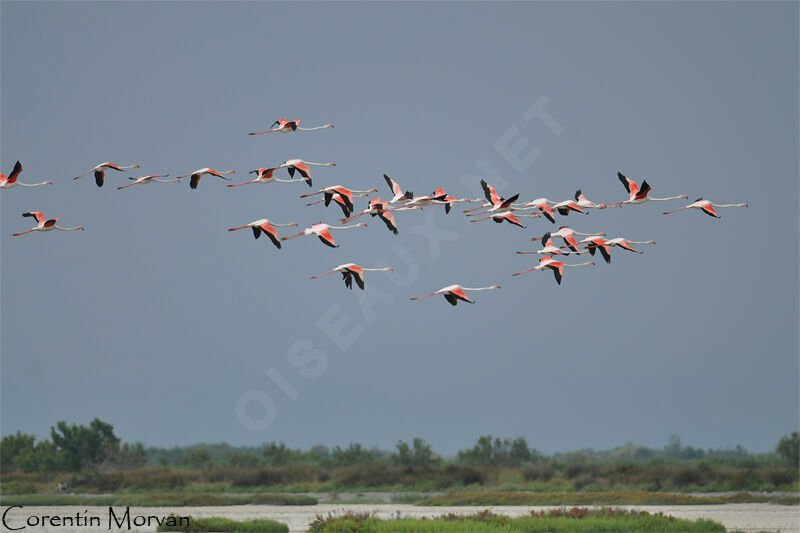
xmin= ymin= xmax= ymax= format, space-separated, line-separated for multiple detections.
xmin=3 ymin=503 xmax=798 ymax=532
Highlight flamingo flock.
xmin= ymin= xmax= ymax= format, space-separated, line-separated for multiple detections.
xmin=4 ymin=116 xmax=748 ymax=306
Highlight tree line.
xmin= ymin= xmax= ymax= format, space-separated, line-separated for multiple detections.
xmin=1 ymin=419 xmax=798 ymax=474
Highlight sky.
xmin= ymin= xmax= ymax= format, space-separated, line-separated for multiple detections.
xmin=1 ymin=1 xmax=797 ymax=455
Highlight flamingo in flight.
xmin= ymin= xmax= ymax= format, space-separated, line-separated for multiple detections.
xmin=281 ymin=222 xmax=366 ymax=248
xmin=512 ymin=256 xmax=594 ymax=285
xmin=117 ymin=174 xmax=178 ymax=190
xmin=12 ymin=211 xmax=84 ymax=236
xmin=228 ymin=167 xmax=305 ymax=187
xmin=310 ymin=263 xmax=393 ymax=290
xmin=663 ymin=198 xmax=748 ymax=218
xmin=530 ymin=226 xmax=606 ymax=253
xmin=465 ymin=180 xmax=519 ymax=216
xmin=279 ymin=159 xmax=336 ymax=188
xmin=341 ymin=197 xmax=405 ymax=234
xmin=1 ymin=161 xmax=52 ymax=189
xmin=512 ymin=198 xmax=560 ymax=224
xmin=469 ymin=210 xmax=537 ymax=229
xmin=578 ymin=235 xmax=613 ymax=264
xmin=607 ymin=237 xmax=656 ymax=254
xmin=228 ymin=219 xmax=298 ymax=249
xmin=410 ymin=284 xmax=501 ymax=306
xmin=248 ymin=118 xmax=334 ymax=135
xmin=574 ymin=189 xmax=616 ymax=210
xmin=300 ymin=185 xmax=378 ymax=215
xmin=306 ymin=192 xmax=373 ymax=218
xmin=517 ymin=232 xmax=583 ymax=256
xmin=74 ymin=162 xmax=140 ymax=187
xmin=177 ymin=168 xmax=235 ymax=189
xmin=615 ymin=171 xmax=687 ymax=206
xmin=383 ymin=174 xmax=414 ymax=204
xmin=430 ymin=187 xmax=475 ymax=214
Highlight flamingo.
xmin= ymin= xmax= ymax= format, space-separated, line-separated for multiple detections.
xmin=517 ymin=232 xmax=583 ymax=256
xmin=305 ymin=191 xmax=373 ymax=218
xmin=512 ymin=256 xmax=594 ymax=285
xmin=279 ymin=159 xmax=336 ymax=188
xmin=465 ymin=180 xmax=519 ymax=216
xmin=400 ymin=190 xmax=451 ymax=209
xmin=606 ymin=237 xmax=656 ymax=254
xmin=0 ymin=161 xmax=52 ymax=189
xmin=574 ymin=189 xmax=615 ymax=210
xmin=228 ymin=219 xmax=298 ymax=249
xmin=227 ymin=167 xmax=305 ymax=187
xmin=468 ymin=210 xmax=537 ymax=228
xmin=616 ymin=172 xmax=687 ymax=205
xmin=430 ymin=188 xmax=475 ymax=214
xmin=383 ymin=174 xmax=414 ymax=204
xmin=663 ymin=198 xmax=748 ymax=218
xmin=550 ymin=199 xmax=587 ymax=216
xmin=177 ymin=168 xmax=236 ymax=189
xmin=300 ymin=185 xmax=378 ymax=215
xmin=310 ymin=263 xmax=393 ymax=290
xmin=530 ymin=226 xmax=606 ymax=253
xmin=248 ymin=118 xmax=334 ymax=135
xmin=73 ymin=162 xmax=140 ymax=187
xmin=410 ymin=284 xmax=501 ymax=306
xmin=577 ymin=235 xmax=613 ymax=264
xmin=117 ymin=174 xmax=178 ymax=190
xmin=341 ymin=197 xmax=404 ymax=234
xmin=281 ymin=222 xmax=366 ymax=248
xmin=12 ymin=211 xmax=84 ymax=236
xmin=512 ymin=198 xmax=558 ymax=223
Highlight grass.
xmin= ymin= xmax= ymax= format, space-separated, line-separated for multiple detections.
xmin=307 ymin=508 xmax=726 ymax=532
xmin=157 ymin=515 xmax=288 ymax=532
xmin=416 ymin=490 xmax=800 ymax=506
xmin=0 ymin=492 xmax=316 ymax=507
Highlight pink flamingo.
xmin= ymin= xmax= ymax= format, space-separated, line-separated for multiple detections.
xmin=530 ymin=226 xmax=606 ymax=252
xmin=12 ymin=211 xmax=84 ymax=236
xmin=228 ymin=219 xmax=299 ymax=249
xmin=281 ymin=222 xmax=366 ymax=248
xmin=177 ymin=168 xmax=236 ymax=189
xmin=410 ymin=284 xmax=501 ymax=306
xmin=0 ymin=161 xmax=52 ymax=189
xmin=278 ymin=159 xmax=336 ymax=188
xmin=228 ymin=167 xmax=306 ymax=187
xmin=300 ymin=185 xmax=378 ymax=215
xmin=663 ymin=198 xmax=748 ymax=218
xmin=616 ymin=172 xmax=687 ymax=206
xmin=310 ymin=263 xmax=393 ymax=290
xmin=512 ymin=256 xmax=594 ymax=285
xmin=117 ymin=174 xmax=178 ymax=190
xmin=517 ymin=232 xmax=584 ymax=256
xmin=74 ymin=162 xmax=140 ymax=187
xmin=248 ymin=118 xmax=334 ymax=135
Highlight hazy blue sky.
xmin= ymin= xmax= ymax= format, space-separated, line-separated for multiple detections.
xmin=1 ymin=1 xmax=797 ymax=455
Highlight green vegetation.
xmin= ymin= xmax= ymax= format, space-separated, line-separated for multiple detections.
xmin=2 ymin=420 xmax=798 ymax=501
xmin=0 ymin=492 xmax=316 ymax=507
xmin=157 ymin=515 xmax=288 ymax=532
xmin=307 ymin=508 xmax=725 ymax=532
xmin=417 ymin=490 xmax=799 ymax=506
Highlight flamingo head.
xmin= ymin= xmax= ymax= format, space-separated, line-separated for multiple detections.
xmin=77 ymin=226 xmax=85 ymax=231
xmin=492 ymin=285 xmax=501 ymax=289
xmin=45 ymin=181 xmax=53 ymax=185
xmin=680 ymin=194 xmax=688 ymax=199
xmin=646 ymin=240 xmax=656 ymax=244
xmin=325 ymin=124 xmax=334 ymax=128
xmin=358 ymin=222 xmax=367 ymax=227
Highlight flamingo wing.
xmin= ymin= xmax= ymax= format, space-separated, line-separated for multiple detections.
xmin=480 ymin=179 xmax=501 ymax=205
xmin=378 ymin=210 xmax=398 ymax=234
xmin=503 ymin=212 xmax=525 ymax=228
xmin=44 ymin=218 xmax=59 ymax=227
xmin=547 ymin=264 xmax=563 ymax=285
xmin=634 ymin=180 xmax=651 ymax=200
xmin=316 ymin=228 xmax=338 ymax=248
xmin=384 ymin=174 xmax=402 ymax=196
xmin=617 ymin=172 xmax=639 ymax=198
xmin=259 ymin=222 xmax=282 ymax=248
xmin=6 ymin=161 xmax=22 ymax=183
xmin=190 ymin=174 xmax=201 ymax=189
xmin=346 ymin=266 xmax=365 ymax=290
xmin=22 ymin=211 xmax=46 ymax=223
xmin=562 ymin=234 xmax=579 ymax=252
xmin=94 ymin=169 xmax=106 ymax=187
xmin=700 ymin=204 xmax=720 ymax=217
xmin=449 ymin=288 xmax=474 ymax=304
